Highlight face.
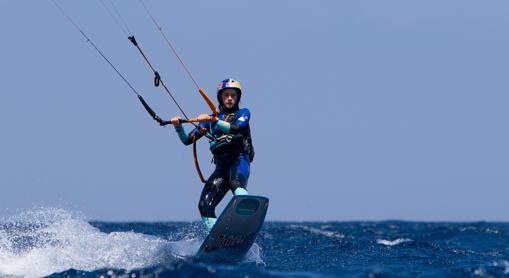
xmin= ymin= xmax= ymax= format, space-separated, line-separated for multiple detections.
xmin=221 ymin=88 xmax=239 ymax=109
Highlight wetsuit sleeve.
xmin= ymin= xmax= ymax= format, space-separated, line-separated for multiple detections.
xmin=174 ymin=123 xmax=208 ymax=146
xmin=215 ymin=108 xmax=250 ymax=134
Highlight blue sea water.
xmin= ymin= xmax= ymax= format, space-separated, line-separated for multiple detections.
xmin=0 ymin=208 xmax=508 ymax=277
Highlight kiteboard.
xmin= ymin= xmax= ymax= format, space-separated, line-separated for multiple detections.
xmin=195 ymin=195 xmax=269 ymax=263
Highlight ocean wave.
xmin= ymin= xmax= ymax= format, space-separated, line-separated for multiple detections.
xmin=458 ymin=225 xmax=501 ymax=235
xmin=470 ymin=260 xmax=509 ymax=277
xmin=376 ymin=238 xmax=412 ymax=246
xmin=0 ymin=208 xmax=196 ymax=278
xmin=289 ymin=225 xmax=345 ymax=239
xmin=492 ymin=260 xmax=509 ymax=274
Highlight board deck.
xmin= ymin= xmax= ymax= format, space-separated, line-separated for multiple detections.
xmin=195 ymin=195 xmax=269 ymax=263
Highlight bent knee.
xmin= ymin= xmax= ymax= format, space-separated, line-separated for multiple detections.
xmin=198 ymin=199 xmax=216 ymax=218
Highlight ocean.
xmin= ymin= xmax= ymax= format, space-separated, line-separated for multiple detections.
xmin=0 ymin=208 xmax=508 ymax=277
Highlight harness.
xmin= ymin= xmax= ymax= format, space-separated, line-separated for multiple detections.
xmin=208 ymin=112 xmax=255 ymax=162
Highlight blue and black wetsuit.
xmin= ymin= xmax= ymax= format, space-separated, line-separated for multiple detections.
xmin=174 ymin=108 xmax=254 ymax=230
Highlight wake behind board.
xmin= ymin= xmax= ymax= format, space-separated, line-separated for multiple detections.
xmin=195 ymin=195 xmax=269 ymax=264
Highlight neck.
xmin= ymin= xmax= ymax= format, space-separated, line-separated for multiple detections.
xmin=220 ymin=104 xmax=239 ymax=114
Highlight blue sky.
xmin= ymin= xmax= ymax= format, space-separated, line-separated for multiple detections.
xmin=1 ymin=1 xmax=508 ymax=221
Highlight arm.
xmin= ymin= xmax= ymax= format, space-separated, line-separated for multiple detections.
xmin=169 ymin=116 xmax=209 ymax=145
xmin=175 ymin=123 xmax=208 ymax=146
xmin=174 ymin=125 xmax=190 ymax=145
xmin=215 ymin=109 xmax=250 ymax=134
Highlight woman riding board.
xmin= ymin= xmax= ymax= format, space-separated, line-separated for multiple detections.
xmin=167 ymin=78 xmax=254 ymax=231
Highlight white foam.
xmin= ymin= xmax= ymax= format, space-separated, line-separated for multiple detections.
xmin=290 ymin=225 xmax=345 ymax=239
xmin=0 ymin=208 xmax=200 ymax=278
xmin=492 ymin=260 xmax=509 ymax=274
xmin=244 ymin=243 xmax=265 ymax=265
xmin=376 ymin=238 xmax=412 ymax=246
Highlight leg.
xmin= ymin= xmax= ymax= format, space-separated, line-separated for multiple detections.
xmin=229 ymin=154 xmax=250 ymax=196
xmin=198 ymin=167 xmax=229 ymax=231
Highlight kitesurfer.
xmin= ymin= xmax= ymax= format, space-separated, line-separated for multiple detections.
xmin=168 ymin=79 xmax=254 ymax=231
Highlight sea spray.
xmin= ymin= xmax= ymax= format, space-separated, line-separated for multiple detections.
xmin=0 ymin=208 xmax=178 ymax=277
